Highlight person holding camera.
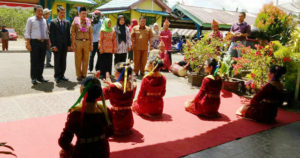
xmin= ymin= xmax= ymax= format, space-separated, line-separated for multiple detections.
xmin=89 ymin=10 xmax=104 ymax=73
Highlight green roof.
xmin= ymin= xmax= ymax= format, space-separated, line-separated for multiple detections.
xmin=56 ymin=0 xmax=97 ymax=5
xmin=97 ymin=0 xmax=139 ymax=10
xmin=135 ymin=9 xmax=169 ymax=16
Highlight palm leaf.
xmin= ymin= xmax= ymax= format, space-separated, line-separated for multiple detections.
xmin=0 ymin=151 xmax=17 ymax=157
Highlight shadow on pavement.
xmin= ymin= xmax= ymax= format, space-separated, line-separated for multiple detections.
xmin=31 ymin=82 xmax=54 ymax=92
xmin=138 ymin=113 xmax=173 ymax=122
xmin=109 ymin=128 xmax=144 ymax=144
xmin=56 ymin=81 xmax=78 ymax=90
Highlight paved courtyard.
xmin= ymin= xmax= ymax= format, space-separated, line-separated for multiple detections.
xmin=0 ymin=48 xmax=300 ymax=158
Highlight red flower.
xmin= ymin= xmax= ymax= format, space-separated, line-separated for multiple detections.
xmin=251 ymin=73 xmax=255 ymax=78
xmin=283 ymin=57 xmax=291 ymax=62
xmin=255 ymin=51 xmax=261 ymax=56
xmin=251 ymin=83 xmax=256 ymax=89
xmin=268 ymin=50 xmax=273 ymax=56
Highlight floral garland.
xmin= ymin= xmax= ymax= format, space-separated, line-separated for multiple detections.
xmin=74 ymin=16 xmax=91 ymax=32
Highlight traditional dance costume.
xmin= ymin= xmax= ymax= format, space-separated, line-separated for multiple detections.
xmin=59 ymin=96 xmax=112 ymax=158
xmin=238 ymin=81 xmax=284 ymax=123
xmin=133 ymin=72 xmax=166 ymax=116
xmin=185 ymin=75 xmax=222 ymax=117
xmin=102 ymin=81 xmax=137 ymax=134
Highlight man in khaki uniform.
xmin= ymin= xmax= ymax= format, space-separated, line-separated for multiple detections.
xmin=71 ymin=7 xmax=93 ymax=81
xmin=131 ymin=16 xmax=153 ymax=76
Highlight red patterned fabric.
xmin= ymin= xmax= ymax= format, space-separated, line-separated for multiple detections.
xmin=160 ymin=29 xmax=172 ymax=51
xmin=159 ymin=50 xmax=171 ymax=71
xmin=133 ymin=74 xmax=166 ymax=115
xmin=209 ymin=31 xmax=223 ymax=39
xmin=185 ymin=76 xmax=222 ymax=117
xmin=102 ymin=83 xmax=136 ymax=133
xmin=244 ymin=83 xmax=284 ymax=123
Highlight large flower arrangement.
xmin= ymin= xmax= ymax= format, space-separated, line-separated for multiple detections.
xmin=254 ymin=3 xmax=294 ymax=45
xmin=184 ymin=33 xmax=229 ymax=74
xmin=233 ymin=39 xmax=300 ymax=93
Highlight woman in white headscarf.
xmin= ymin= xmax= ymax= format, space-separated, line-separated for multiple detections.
xmin=152 ymin=23 xmax=160 ymax=49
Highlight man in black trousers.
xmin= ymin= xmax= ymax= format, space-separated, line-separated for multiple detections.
xmin=25 ymin=5 xmax=50 ymax=85
xmin=49 ymin=6 xmax=71 ymax=83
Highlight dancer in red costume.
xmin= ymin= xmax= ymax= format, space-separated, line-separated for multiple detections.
xmin=59 ymin=76 xmax=113 ymax=158
xmin=102 ymin=62 xmax=137 ymax=135
xmin=185 ymin=58 xmax=223 ymax=117
xmin=236 ymin=65 xmax=286 ymax=123
xmin=158 ymin=41 xmax=171 ymax=71
xmin=133 ymin=57 xmax=166 ymax=117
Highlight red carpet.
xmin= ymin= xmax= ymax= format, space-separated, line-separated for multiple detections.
xmin=1 ymin=91 xmax=300 ymax=158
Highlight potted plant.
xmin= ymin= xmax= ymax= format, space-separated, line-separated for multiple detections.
xmin=184 ymin=33 xmax=226 ymax=86
xmin=219 ymin=53 xmax=247 ymax=95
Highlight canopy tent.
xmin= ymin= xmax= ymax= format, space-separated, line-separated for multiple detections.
xmin=172 ymin=28 xmax=197 ymax=37
xmin=0 ymin=1 xmax=36 ymax=8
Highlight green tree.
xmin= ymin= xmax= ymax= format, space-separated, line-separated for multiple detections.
xmin=0 ymin=8 xmax=33 ymax=37
xmin=254 ymin=3 xmax=295 ymax=45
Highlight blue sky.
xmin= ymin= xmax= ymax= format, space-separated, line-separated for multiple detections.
xmin=167 ymin=0 xmax=293 ymax=13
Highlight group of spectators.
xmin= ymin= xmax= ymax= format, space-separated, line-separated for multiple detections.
xmin=24 ymin=4 xmax=173 ymax=85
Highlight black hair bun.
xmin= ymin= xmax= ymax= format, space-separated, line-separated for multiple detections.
xmin=207 ymin=58 xmax=218 ymax=69
xmin=279 ymin=66 xmax=287 ymax=75
xmin=270 ymin=65 xmax=286 ymax=76
xmin=82 ymin=76 xmax=103 ymax=102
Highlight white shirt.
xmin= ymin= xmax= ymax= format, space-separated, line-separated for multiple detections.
xmin=24 ymin=16 xmax=49 ymax=39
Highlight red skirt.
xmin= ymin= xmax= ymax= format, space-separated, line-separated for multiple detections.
xmin=133 ymin=97 xmax=164 ymax=115
xmin=185 ymin=99 xmax=220 ymax=117
xmin=110 ymin=108 xmax=134 ymax=133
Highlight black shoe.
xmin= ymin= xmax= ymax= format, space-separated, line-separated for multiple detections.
xmin=61 ymin=76 xmax=69 ymax=81
xmin=45 ymin=64 xmax=54 ymax=68
xmin=37 ymin=78 xmax=49 ymax=83
xmin=32 ymin=79 xmax=38 ymax=85
xmin=55 ymin=77 xmax=61 ymax=83
xmin=77 ymin=77 xmax=82 ymax=82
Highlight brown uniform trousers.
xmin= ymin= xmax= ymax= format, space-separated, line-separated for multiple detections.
xmin=74 ymin=40 xmax=90 ymax=77
xmin=71 ymin=18 xmax=93 ymax=78
xmin=2 ymin=39 xmax=8 ymax=51
xmin=133 ymin=50 xmax=148 ymax=75
xmin=131 ymin=26 xmax=153 ymax=75
xmin=1 ymin=31 xmax=9 ymax=51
